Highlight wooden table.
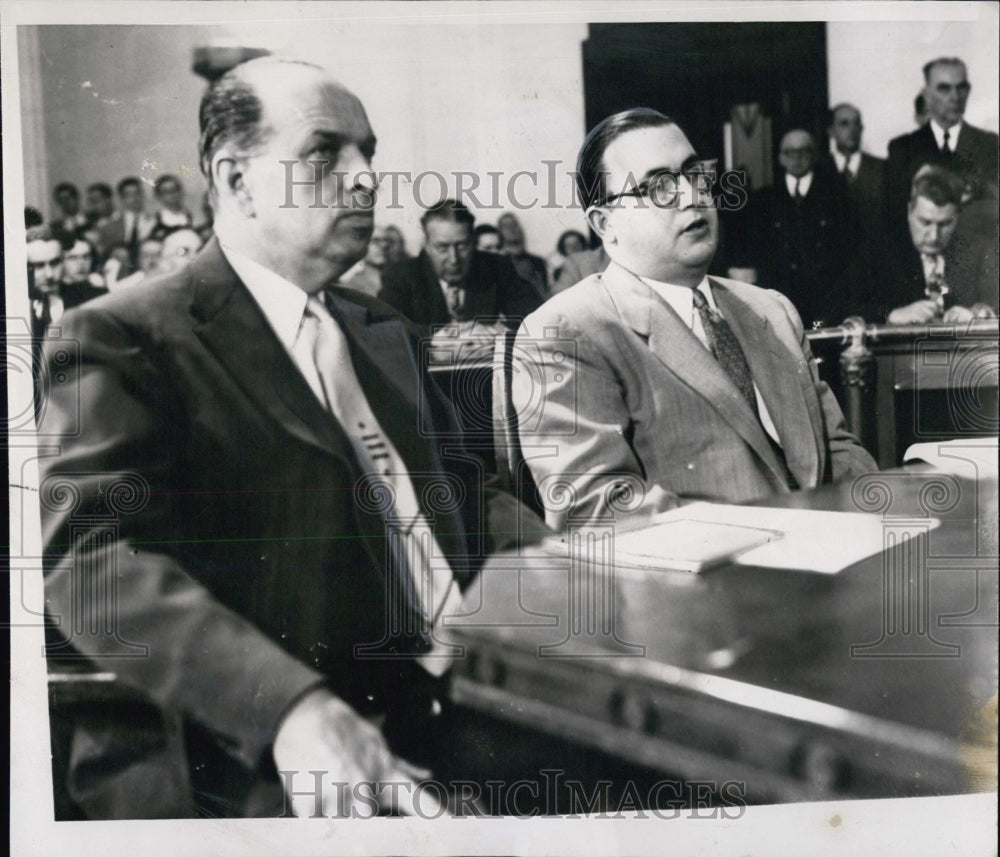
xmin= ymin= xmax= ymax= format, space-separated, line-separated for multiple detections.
xmin=445 ymin=466 xmax=998 ymax=806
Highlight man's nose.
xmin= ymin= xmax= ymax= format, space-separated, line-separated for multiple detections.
xmin=445 ymin=246 xmax=460 ymax=264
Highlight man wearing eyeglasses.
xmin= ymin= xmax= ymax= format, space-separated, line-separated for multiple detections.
xmin=886 ymin=58 xmax=999 ymax=246
xmin=513 ymin=108 xmax=876 ymax=530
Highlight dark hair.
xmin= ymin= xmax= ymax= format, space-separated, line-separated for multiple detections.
xmin=910 ymin=165 xmax=964 ymax=208
xmin=86 ymin=182 xmax=113 ymax=199
xmin=198 ymin=56 xmax=325 ymax=197
xmin=154 ymin=174 xmax=182 ymax=196
xmin=557 ymin=229 xmax=587 ymax=257
xmin=420 ymin=199 xmax=475 ymax=232
xmin=922 ymin=57 xmax=966 ymax=82
xmin=117 ymin=176 xmax=143 ymax=196
xmin=474 ymin=223 xmax=502 ymax=244
xmin=914 ymin=93 xmax=927 ymax=117
xmin=575 ymin=108 xmax=675 ymax=208
xmin=53 ymin=182 xmax=79 ymax=200
xmin=24 ymin=206 xmax=44 ymax=228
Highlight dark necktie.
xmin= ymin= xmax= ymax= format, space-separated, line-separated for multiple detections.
xmin=941 ymin=129 xmax=952 ymax=154
xmin=445 ymin=285 xmax=466 ymax=321
xmin=692 ymin=287 xmax=800 ymax=489
xmin=691 ymin=287 xmax=759 ymax=416
xmin=841 ymin=160 xmax=854 ymax=183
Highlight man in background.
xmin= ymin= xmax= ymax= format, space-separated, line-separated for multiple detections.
xmin=885 ymin=165 xmax=998 ymax=324
xmin=60 ymin=238 xmax=107 ymax=307
xmin=150 ymin=173 xmax=194 ymax=238
xmin=887 ymin=58 xmax=999 ymax=244
xmin=379 ymin=199 xmax=542 ymax=334
xmin=49 ymin=182 xmax=88 ymax=246
xmin=825 ymin=103 xmax=886 ymax=314
xmin=735 ymin=129 xmax=856 ymax=327
xmin=98 ymin=176 xmax=156 ymax=267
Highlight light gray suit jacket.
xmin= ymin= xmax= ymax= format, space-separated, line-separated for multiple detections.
xmin=513 ymin=263 xmax=877 ymax=530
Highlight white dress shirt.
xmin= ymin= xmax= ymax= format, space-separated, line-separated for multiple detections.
xmin=929 ymin=120 xmax=963 ymax=152
xmin=640 ymin=275 xmax=781 ymax=444
xmin=785 ymin=171 xmax=813 ymax=198
xmin=829 ymin=144 xmax=862 ymax=180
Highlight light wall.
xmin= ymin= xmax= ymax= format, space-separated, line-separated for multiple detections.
xmin=18 ymin=17 xmax=1000 ymax=257
xmin=827 ymin=16 xmax=999 ymax=158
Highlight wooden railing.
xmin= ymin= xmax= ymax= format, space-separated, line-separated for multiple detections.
xmin=806 ymin=318 xmax=998 ymax=468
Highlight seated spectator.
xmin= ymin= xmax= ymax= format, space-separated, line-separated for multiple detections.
xmin=382 ymin=224 xmax=410 ymax=264
xmin=49 ymin=182 xmax=88 ymax=246
xmin=340 ymin=225 xmax=388 ymax=297
xmin=158 ymin=228 xmax=204 ymax=274
xmin=60 ymin=238 xmax=107 ymax=307
xmin=497 ymin=212 xmax=548 ymax=298
xmin=885 ymin=165 xmax=998 ymax=324
xmin=552 ymin=241 xmax=610 ymax=294
xmin=85 ymin=182 xmax=116 ymax=230
xmin=150 ymin=174 xmax=194 ymax=239
xmin=27 ymin=237 xmax=67 ymax=342
xmin=25 ymin=206 xmax=48 ymax=241
xmin=379 ymin=199 xmax=542 ymax=337
xmin=108 ymin=236 xmax=164 ymax=290
xmin=474 ymin=223 xmax=504 ymax=253
xmin=98 ymin=176 xmax=157 ymax=269
xmin=547 ymin=229 xmax=587 ymax=285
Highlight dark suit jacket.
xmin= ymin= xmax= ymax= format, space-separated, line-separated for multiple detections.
xmin=886 ymin=122 xmax=1000 ymax=241
xmin=878 ymin=231 xmax=1000 ymax=321
xmin=379 ymin=250 xmax=543 ymax=333
xmin=738 ymin=168 xmax=858 ymax=326
xmin=514 ymin=264 xmax=877 ymax=530
xmin=40 ymin=239 xmax=543 ymax=818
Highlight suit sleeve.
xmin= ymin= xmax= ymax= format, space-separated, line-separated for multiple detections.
xmin=40 ymin=307 xmax=325 ymax=772
xmin=376 ymin=260 xmax=413 ymax=319
xmin=767 ymin=289 xmax=879 ymax=480
xmin=513 ymin=310 xmax=680 ymax=531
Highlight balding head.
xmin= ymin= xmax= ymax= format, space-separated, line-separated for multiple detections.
xmin=779 ymin=129 xmax=815 ymax=178
xmin=201 ymin=56 xmax=377 ymax=291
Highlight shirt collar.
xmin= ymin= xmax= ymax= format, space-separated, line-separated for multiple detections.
xmin=929 ymin=119 xmax=963 ymax=150
xmin=639 ymin=275 xmax=714 ymax=327
xmin=829 ymin=142 xmax=861 ymax=175
xmin=785 ymin=171 xmax=813 ymax=197
xmin=218 ymin=241 xmax=310 ymax=352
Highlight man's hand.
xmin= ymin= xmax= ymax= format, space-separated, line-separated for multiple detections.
xmin=887 ymin=299 xmax=941 ymax=325
xmin=273 ymin=687 xmax=442 ymax=818
xmin=942 ymin=304 xmax=976 ymax=323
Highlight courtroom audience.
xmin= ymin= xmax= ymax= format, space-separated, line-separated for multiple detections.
xmin=497 ymin=212 xmax=549 ymax=298
xmin=98 ymin=176 xmax=157 ymax=267
xmin=474 ymin=223 xmax=504 ymax=253
xmin=60 ymin=238 xmax=107 ymax=306
xmin=151 ymin=173 xmax=194 ymax=238
xmin=552 ymin=240 xmax=611 ymax=294
xmin=341 ymin=225 xmax=389 ymax=297
xmin=382 ymin=224 xmax=410 ymax=264
xmin=547 ymin=229 xmax=587 ymax=285
xmin=884 ymin=165 xmax=998 ymax=325
xmin=84 ymin=182 xmax=115 ymax=230
xmin=49 ymin=182 xmax=88 ymax=246
xmin=379 ymin=199 xmax=542 ymax=335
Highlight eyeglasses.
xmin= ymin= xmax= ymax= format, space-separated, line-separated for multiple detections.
xmin=599 ymin=159 xmax=718 ymax=208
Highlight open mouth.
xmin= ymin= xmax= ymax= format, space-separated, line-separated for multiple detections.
xmin=682 ymin=217 xmax=709 ymax=235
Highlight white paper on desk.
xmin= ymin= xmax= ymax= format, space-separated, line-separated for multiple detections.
xmin=647 ymin=502 xmax=941 ymax=574
xmin=904 ymin=437 xmax=998 ymax=479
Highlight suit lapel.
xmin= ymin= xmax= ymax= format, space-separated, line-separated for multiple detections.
xmin=189 ymin=240 xmax=353 ymax=462
xmin=418 ymin=252 xmax=451 ymax=324
xmin=713 ymin=280 xmax=822 ymax=487
xmin=602 ymin=265 xmax=784 ymax=478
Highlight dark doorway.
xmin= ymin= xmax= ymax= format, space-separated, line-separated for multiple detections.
xmin=582 ymin=22 xmax=829 ymax=180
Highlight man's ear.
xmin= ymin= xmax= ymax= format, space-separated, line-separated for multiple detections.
xmin=211 ymin=149 xmax=254 ymax=217
xmin=585 ymin=205 xmax=613 ymax=245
